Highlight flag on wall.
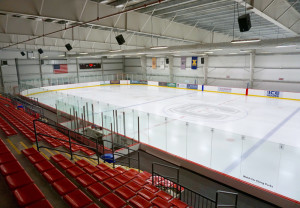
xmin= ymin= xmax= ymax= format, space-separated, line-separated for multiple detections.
xmin=181 ymin=57 xmax=186 ymax=70
xmin=152 ymin=58 xmax=156 ymax=69
xmin=191 ymin=57 xmax=198 ymax=70
xmin=53 ymin=64 xmax=68 ymax=74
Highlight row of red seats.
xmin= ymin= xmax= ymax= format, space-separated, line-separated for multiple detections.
xmin=0 ymin=115 xmax=18 ymax=136
xmin=22 ymin=148 xmax=99 ymax=208
xmin=0 ymin=100 xmax=95 ymax=156
xmin=51 ymin=153 xmax=188 ymax=208
xmin=0 ymin=105 xmax=40 ymax=142
xmin=0 ymin=140 xmax=53 ymax=207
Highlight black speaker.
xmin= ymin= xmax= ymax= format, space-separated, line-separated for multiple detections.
xmin=238 ymin=14 xmax=251 ymax=32
xmin=115 ymin=34 xmax=125 ymax=45
xmin=21 ymin=51 xmax=26 ymax=56
xmin=1 ymin=60 xmax=8 ymax=65
xmin=166 ymin=58 xmax=169 ymax=64
xmin=201 ymin=57 xmax=204 ymax=64
xmin=38 ymin=48 xmax=43 ymax=54
xmin=65 ymin=43 xmax=73 ymax=51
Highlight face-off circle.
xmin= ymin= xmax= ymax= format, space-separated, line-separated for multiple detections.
xmin=163 ymin=103 xmax=247 ymax=122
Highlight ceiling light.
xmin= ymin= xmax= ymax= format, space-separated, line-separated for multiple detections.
xmin=137 ymin=52 xmax=145 ymax=55
xmin=231 ymin=39 xmax=261 ymax=44
xmin=79 ymin=52 xmax=88 ymax=55
xmin=43 ymin=56 xmax=48 ymax=58
xmin=210 ymin=48 xmax=223 ymax=51
xmin=109 ymin=49 xmax=122 ymax=53
xmin=59 ymin=54 xmax=65 ymax=57
xmin=276 ymin=44 xmax=296 ymax=48
xmin=101 ymin=0 xmax=109 ymax=3
xmin=197 ymin=54 xmax=205 ymax=56
xmin=204 ymin=51 xmax=214 ymax=54
xmin=240 ymin=50 xmax=251 ymax=53
xmin=116 ymin=4 xmax=124 ymax=8
xmin=150 ymin=46 xmax=168 ymax=50
xmin=31 ymin=57 xmax=36 ymax=59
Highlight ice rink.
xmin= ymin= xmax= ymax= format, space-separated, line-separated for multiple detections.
xmin=31 ymin=84 xmax=300 ymax=202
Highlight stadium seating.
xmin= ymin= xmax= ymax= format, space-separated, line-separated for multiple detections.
xmin=0 ymin=140 xmax=53 ymax=208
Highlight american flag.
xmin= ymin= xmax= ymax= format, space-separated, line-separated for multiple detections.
xmin=53 ymin=64 xmax=68 ymax=74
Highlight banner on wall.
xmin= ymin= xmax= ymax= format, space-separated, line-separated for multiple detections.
xmin=53 ymin=64 xmax=68 ymax=74
xmin=160 ymin=58 xmax=165 ymax=70
xmin=191 ymin=57 xmax=198 ymax=70
xmin=152 ymin=58 xmax=157 ymax=69
xmin=181 ymin=57 xmax=186 ymax=70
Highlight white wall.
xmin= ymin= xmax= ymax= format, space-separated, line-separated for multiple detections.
xmin=0 ymin=50 xmax=124 ymax=94
xmin=124 ymin=53 xmax=300 ymax=92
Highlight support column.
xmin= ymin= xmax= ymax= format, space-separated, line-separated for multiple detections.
xmin=15 ymin=58 xmax=21 ymax=90
xmin=140 ymin=55 xmax=147 ymax=80
xmin=203 ymin=55 xmax=208 ymax=85
xmin=38 ymin=54 xmax=44 ymax=87
xmin=76 ymin=58 xmax=80 ymax=83
xmin=168 ymin=55 xmax=174 ymax=83
xmin=0 ymin=65 xmax=4 ymax=92
xmin=249 ymin=50 xmax=256 ymax=88
xmin=101 ymin=57 xmax=105 ymax=81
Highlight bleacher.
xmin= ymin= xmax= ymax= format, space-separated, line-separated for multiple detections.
xmin=0 ymin=95 xmax=190 ymax=207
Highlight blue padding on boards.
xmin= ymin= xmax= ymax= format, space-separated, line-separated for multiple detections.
xmin=101 ymin=153 xmax=115 ymax=163
xmin=202 ymin=85 xmax=204 ymax=91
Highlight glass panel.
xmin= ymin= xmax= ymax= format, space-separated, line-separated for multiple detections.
xmin=148 ymin=114 xmax=167 ymax=151
xmin=166 ymin=119 xmax=187 ymax=158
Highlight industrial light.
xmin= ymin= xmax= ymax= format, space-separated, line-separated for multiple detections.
xmin=229 ymin=53 xmax=238 ymax=55
xmin=101 ymin=0 xmax=109 ymax=3
xmin=210 ymin=48 xmax=223 ymax=51
xmin=116 ymin=4 xmax=124 ymax=8
xmin=109 ymin=49 xmax=122 ymax=53
xmin=204 ymin=51 xmax=214 ymax=54
xmin=59 ymin=54 xmax=65 ymax=57
xmin=276 ymin=44 xmax=296 ymax=48
xmin=231 ymin=39 xmax=261 ymax=44
xmin=43 ymin=56 xmax=48 ymax=58
xmin=150 ymin=46 xmax=168 ymax=50
xmin=137 ymin=52 xmax=145 ymax=55
xmin=79 ymin=52 xmax=88 ymax=55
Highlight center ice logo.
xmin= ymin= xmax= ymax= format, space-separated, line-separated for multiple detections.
xmin=266 ymin=91 xmax=280 ymax=97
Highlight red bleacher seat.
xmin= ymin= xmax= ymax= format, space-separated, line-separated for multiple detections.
xmin=0 ymin=145 xmax=9 ymax=153
xmin=138 ymin=171 xmax=151 ymax=180
xmin=87 ymin=182 xmax=110 ymax=199
xmin=103 ymin=178 xmax=122 ymax=190
xmin=13 ymin=183 xmax=45 ymax=207
xmin=0 ymin=152 xmax=15 ymax=164
xmin=129 ymin=195 xmax=152 ymax=208
xmin=85 ymin=204 xmax=100 ymax=208
xmin=52 ymin=178 xmax=77 ymax=195
xmin=34 ymin=160 xmax=55 ymax=173
xmin=25 ymin=199 xmax=54 ymax=208
xmin=170 ymin=198 xmax=188 ymax=208
xmin=123 ymin=171 xmax=137 ymax=180
xmin=133 ymin=177 xmax=147 ymax=186
xmin=5 ymin=170 xmax=33 ymax=190
xmin=100 ymin=193 xmax=126 ymax=208
xmin=96 ymin=163 xmax=109 ymax=171
xmin=50 ymin=154 xmax=67 ymax=163
xmin=83 ymin=164 xmax=99 ymax=174
xmin=152 ymin=197 xmax=172 ymax=208
xmin=114 ymin=174 xmax=131 ymax=184
xmin=0 ymin=160 xmax=23 ymax=176
xmin=105 ymin=168 xmax=120 ymax=177
xmin=22 ymin=147 xmax=39 ymax=157
xmin=115 ymin=186 xmax=135 ymax=200
xmin=75 ymin=174 xmax=97 ymax=187
xmin=57 ymin=159 xmax=75 ymax=170
xmin=138 ymin=188 xmax=156 ymax=201
xmin=67 ymin=166 xmax=85 ymax=178
xmin=127 ymin=169 xmax=139 ymax=175
xmin=75 ymin=159 xmax=90 ymax=168
xmin=144 ymin=184 xmax=160 ymax=193
xmin=125 ymin=181 xmax=142 ymax=192
xmin=92 ymin=171 xmax=110 ymax=182
xmin=63 ymin=189 xmax=93 ymax=208
xmin=42 ymin=168 xmax=65 ymax=184
xmin=156 ymin=190 xmax=173 ymax=201
xmin=115 ymin=166 xmax=126 ymax=174
xmin=27 ymin=153 xmax=46 ymax=164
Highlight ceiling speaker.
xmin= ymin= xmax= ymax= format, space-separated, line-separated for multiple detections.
xmin=201 ymin=57 xmax=204 ymax=64
xmin=65 ymin=43 xmax=73 ymax=51
xmin=115 ymin=34 xmax=125 ymax=45
xmin=238 ymin=14 xmax=251 ymax=32
xmin=166 ymin=58 xmax=169 ymax=64
xmin=1 ymin=60 xmax=8 ymax=66
xmin=20 ymin=51 xmax=26 ymax=56
xmin=38 ymin=48 xmax=43 ymax=54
